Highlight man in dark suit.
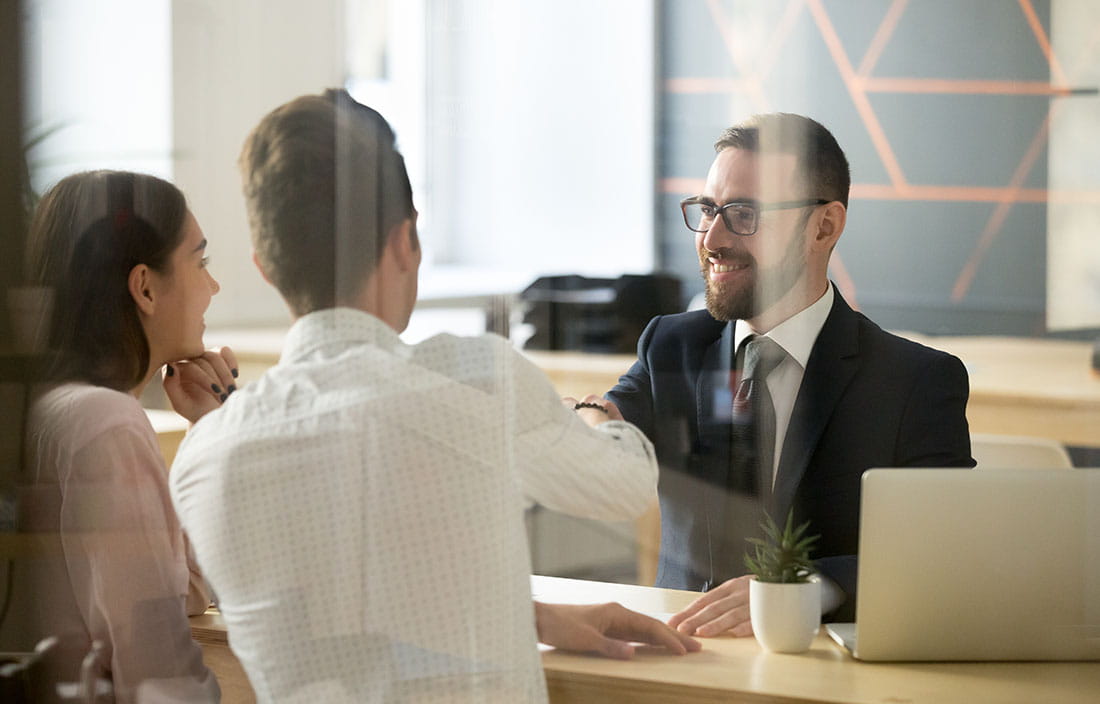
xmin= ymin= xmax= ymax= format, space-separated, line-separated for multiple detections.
xmin=606 ymin=113 xmax=974 ymax=636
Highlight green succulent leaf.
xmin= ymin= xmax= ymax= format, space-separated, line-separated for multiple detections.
xmin=741 ymin=509 xmax=820 ymax=584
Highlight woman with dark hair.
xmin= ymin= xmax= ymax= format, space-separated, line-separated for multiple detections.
xmin=16 ymin=170 xmax=232 ymax=702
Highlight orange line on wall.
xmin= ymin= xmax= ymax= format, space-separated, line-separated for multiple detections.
xmin=850 ymin=184 xmax=1050 ymax=203
xmin=706 ymin=0 xmax=751 ymax=74
xmin=951 ymin=205 xmax=1011 ymax=303
xmin=952 ymin=112 xmax=1054 ymax=300
xmin=858 ymin=77 xmax=1080 ymax=96
xmin=662 ymin=178 xmax=706 ymax=195
xmin=806 ymin=0 xmax=908 ymax=189
xmin=948 ymin=4 xmax=1100 ymax=303
xmin=664 ymin=180 xmax=1100 ymax=204
xmin=759 ymin=0 xmax=807 ymax=81
xmin=1018 ymin=0 xmax=1067 ymax=85
xmin=658 ymin=1 xmax=1100 ymax=316
xmin=853 ymin=184 xmax=1100 ymax=204
xmin=666 ymin=76 xmax=1086 ymax=96
xmin=951 ymin=110 xmax=1055 ymax=302
xmin=706 ymin=0 xmax=771 ymax=112
xmin=857 ymin=0 xmax=909 ymax=77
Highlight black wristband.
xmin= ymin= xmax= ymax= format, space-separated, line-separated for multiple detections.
xmin=573 ymin=402 xmax=609 ymax=414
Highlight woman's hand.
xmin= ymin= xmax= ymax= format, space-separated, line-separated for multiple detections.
xmin=163 ymin=346 xmax=239 ymax=424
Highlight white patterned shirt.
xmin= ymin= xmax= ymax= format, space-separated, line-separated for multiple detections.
xmin=170 ymin=308 xmax=656 ymax=703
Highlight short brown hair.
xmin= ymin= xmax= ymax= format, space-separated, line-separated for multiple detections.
xmin=714 ymin=113 xmax=850 ymax=208
xmin=27 ymin=170 xmax=188 ymax=390
xmin=239 ymin=89 xmax=415 ymax=316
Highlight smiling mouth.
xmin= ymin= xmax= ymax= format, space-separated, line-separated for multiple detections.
xmin=710 ymin=260 xmax=749 ymax=273
xmin=707 ymin=255 xmax=752 ymax=275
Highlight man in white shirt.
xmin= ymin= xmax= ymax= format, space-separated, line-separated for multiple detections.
xmin=170 ymin=89 xmax=697 ymax=703
xmin=606 ymin=113 xmax=974 ymax=635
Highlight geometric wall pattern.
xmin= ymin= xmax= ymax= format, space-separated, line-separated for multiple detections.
xmin=657 ymin=0 xmax=1099 ymax=335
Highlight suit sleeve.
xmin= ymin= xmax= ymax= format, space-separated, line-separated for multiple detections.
xmin=896 ymin=352 xmax=975 ymax=468
xmin=819 ymin=349 xmax=975 ymax=620
xmin=605 ymin=316 xmax=661 ymax=439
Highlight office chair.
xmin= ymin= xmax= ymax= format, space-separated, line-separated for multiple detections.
xmin=970 ymin=432 xmax=1073 ymax=469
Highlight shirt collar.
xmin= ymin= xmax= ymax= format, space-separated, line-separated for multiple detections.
xmin=282 ymin=307 xmax=402 ymax=364
xmin=733 ymin=284 xmax=834 ymax=369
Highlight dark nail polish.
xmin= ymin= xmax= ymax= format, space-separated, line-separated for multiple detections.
xmin=166 ymin=365 xmax=174 ymax=377
xmin=219 ymin=393 xmax=228 ymax=402
xmin=212 ymin=384 xmax=222 ymax=393
xmin=228 ymin=385 xmax=237 ymax=393
xmin=231 ymin=368 xmax=239 ymax=378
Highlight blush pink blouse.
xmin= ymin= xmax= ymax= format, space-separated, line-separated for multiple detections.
xmin=14 ymin=382 xmax=218 ymax=702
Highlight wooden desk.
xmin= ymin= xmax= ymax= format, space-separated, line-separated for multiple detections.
xmin=534 ymin=576 xmax=1100 ymax=704
xmin=191 ymin=576 xmax=1100 ymax=704
xmin=145 ymin=408 xmax=189 ymax=466
xmin=190 ymin=612 xmax=256 ymax=704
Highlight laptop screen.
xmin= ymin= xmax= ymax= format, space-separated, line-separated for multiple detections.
xmin=846 ymin=468 xmax=1100 ymax=661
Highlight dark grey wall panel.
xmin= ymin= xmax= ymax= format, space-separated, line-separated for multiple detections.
xmin=657 ymin=0 xmax=1066 ymax=336
xmin=870 ymin=0 xmax=1051 ymax=81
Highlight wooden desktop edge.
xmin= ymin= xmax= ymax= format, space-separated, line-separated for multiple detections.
xmin=189 ymin=575 xmax=1100 ymax=704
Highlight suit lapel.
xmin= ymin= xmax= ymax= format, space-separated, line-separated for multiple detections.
xmin=695 ymin=322 xmax=735 ymax=437
xmin=771 ymin=289 xmax=861 ymax=517
xmin=693 ymin=322 xmax=735 ymax=484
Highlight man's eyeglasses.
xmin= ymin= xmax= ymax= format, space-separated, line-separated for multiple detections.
xmin=680 ymin=197 xmax=830 ymax=236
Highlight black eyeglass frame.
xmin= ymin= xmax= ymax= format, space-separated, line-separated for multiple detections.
xmin=679 ymin=196 xmax=831 ymax=236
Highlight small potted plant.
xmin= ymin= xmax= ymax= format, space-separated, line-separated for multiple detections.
xmin=744 ymin=509 xmax=821 ymax=653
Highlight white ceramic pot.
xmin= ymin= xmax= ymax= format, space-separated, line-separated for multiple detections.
xmin=749 ymin=577 xmax=821 ymax=653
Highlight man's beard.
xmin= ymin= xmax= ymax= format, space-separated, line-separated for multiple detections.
xmin=700 ymin=229 xmax=807 ymax=322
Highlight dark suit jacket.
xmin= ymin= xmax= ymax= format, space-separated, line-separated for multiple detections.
xmin=607 ymin=286 xmax=974 ymax=620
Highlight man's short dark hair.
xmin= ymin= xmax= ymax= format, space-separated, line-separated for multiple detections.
xmin=714 ymin=113 xmax=850 ymax=208
xmin=239 ymin=89 xmax=415 ymax=316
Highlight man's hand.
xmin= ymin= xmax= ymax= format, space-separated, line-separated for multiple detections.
xmin=666 ymin=575 xmax=754 ymax=637
xmin=561 ymin=394 xmax=625 ymax=426
xmin=535 ymin=601 xmax=701 ymax=660
xmin=163 ymin=346 xmax=240 ymax=424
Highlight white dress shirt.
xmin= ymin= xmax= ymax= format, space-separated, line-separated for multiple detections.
xmin=6 ymin=383 xmax=218 ymax=703
xmin=170 ymin=308 xmax=657 ymax=703
xmin=733 ymin=284 xmax=834 ymax=483
xmin=733 ymin=285 xmax=843 ymax=613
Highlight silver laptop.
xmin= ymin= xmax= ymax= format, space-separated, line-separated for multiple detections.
xmin=826 ymin=468 xmax=1100 ymax=661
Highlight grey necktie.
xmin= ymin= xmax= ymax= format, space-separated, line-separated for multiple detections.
xmin=730 ymin=335 xmax=787 ymax=496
